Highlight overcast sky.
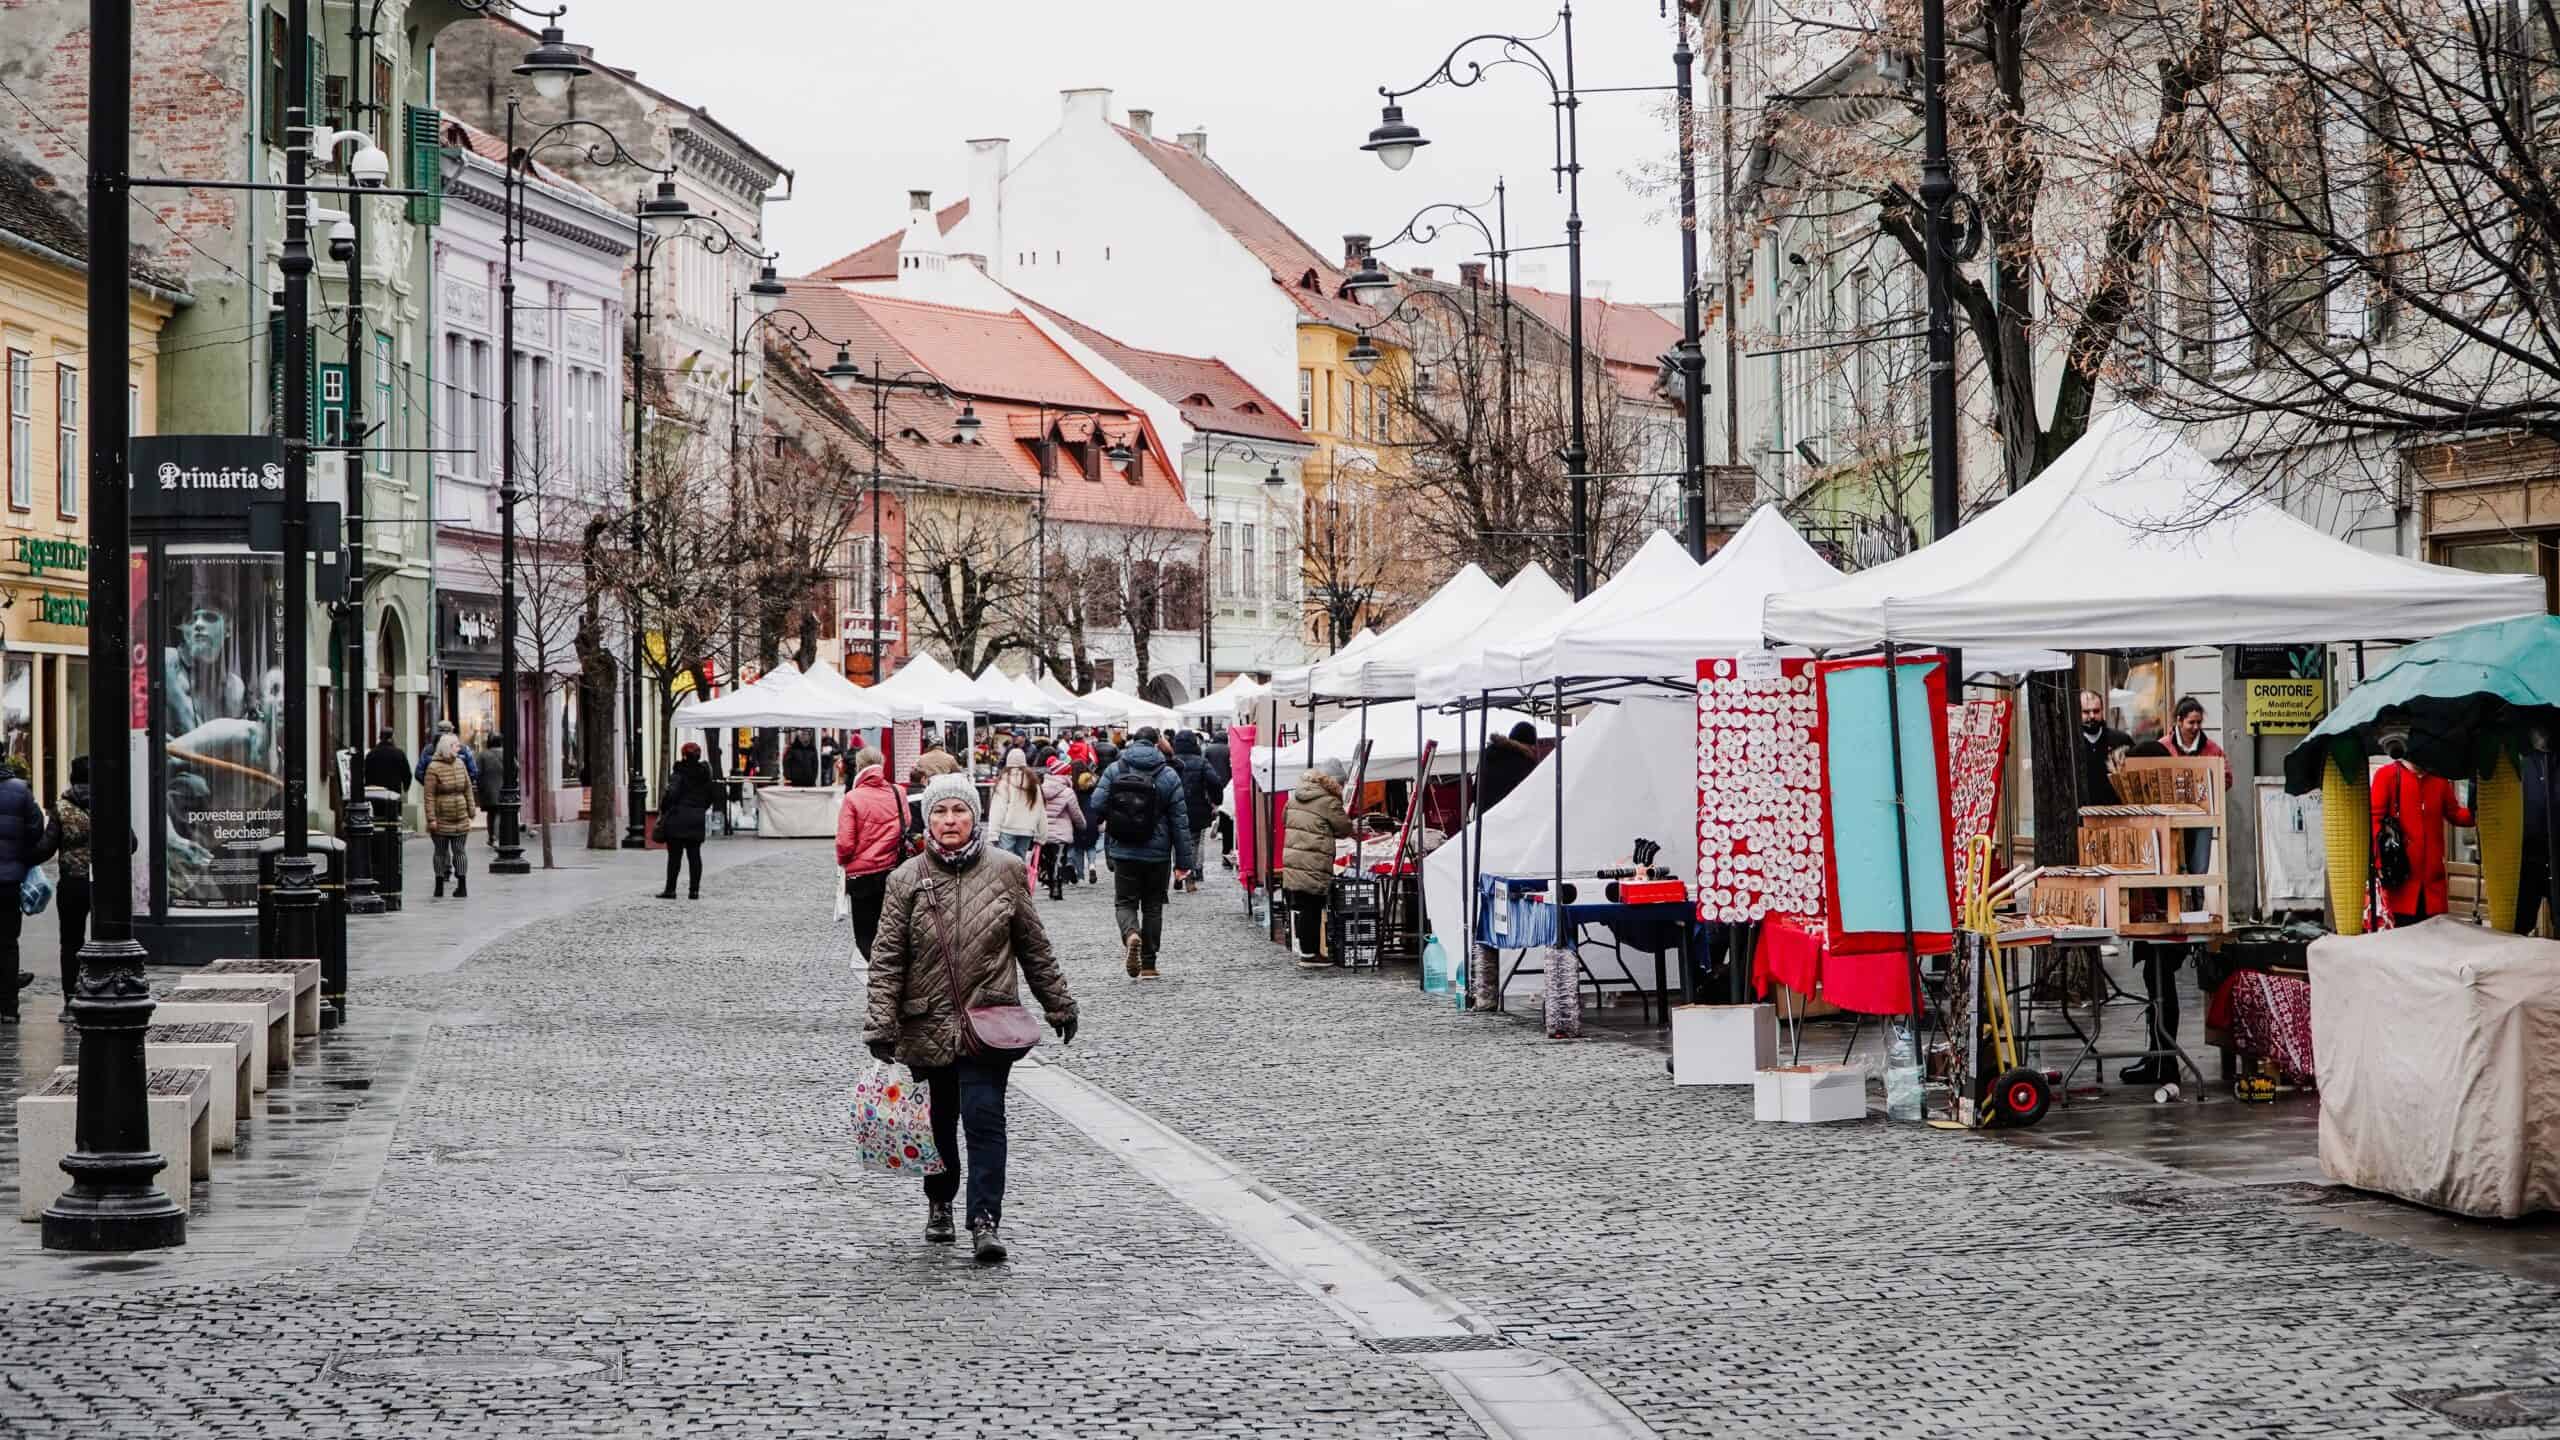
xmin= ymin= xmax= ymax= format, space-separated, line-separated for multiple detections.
xmin=558 ymin=0 xmax=1698 ymax=304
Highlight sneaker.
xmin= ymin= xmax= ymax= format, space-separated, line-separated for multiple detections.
xmin=1139 ymin=962 xmax=1160 ymax=980
xmin=925 ymin=1202 xmax=956 ymax=1245
xmin=970 ymin=1221 xmax=1007 ymax=1265
xmin=1296 ymin=957 xmax=1332 ymax=971
xmin=1124 ymin=932 xmax=1145 ymax=978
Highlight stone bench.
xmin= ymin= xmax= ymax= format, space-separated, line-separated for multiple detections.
xmin=17 ymin=1064 xmax=212 ymax=1221
xmin=150 ymin=990 xmax=288 ymax=1089
xmin=203 ymin=958 xmax=323 ymax=1036
xmin=145 ymin=1021 xmax=255 ymax=1151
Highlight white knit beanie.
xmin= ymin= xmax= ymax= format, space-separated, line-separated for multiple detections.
xmin=918 ymin=772 xmax=981 ymax=823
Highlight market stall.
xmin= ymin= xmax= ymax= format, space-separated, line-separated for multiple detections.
xmin=679 ymin=663 xmax=893 ymax=837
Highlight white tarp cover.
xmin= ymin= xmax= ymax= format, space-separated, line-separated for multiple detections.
xmin=975 ymin=663 xmax=1071 ymax=720
xmin=1296 ymin=568 xmax=1502 ymax=699
xmin=677 ymin=664 xmax=892 ymax=729
xmin=1249 ymin=699 xmax=1551 ymax=791
xmin=1272 ymin=628 xmax=1379 ymax=702
xmin=1034 ymin=671 xmax=1119 ymax=725
xmin=1097 ymin=687 xmax=1186 ymax=730
xmin=1423 ymin=531 xmax=1700 ymax=702
xmin=1179 ymin=673 xmax=1271 ymax=719
xmin=1543 ymin=510 xmax=1843 ymax=680
xmin=1342 ymin=565 xmax=1574 ymax=700
xmin=863 ymin=653 xmax=977 ymax=723
xmin=1763 ymin=407 xmax=2546 ymax=650
xmin=1419 ymin=697 xmax=1700 ymax=993
xmin=2311 ymin=919 xmax=2560 ymax=1219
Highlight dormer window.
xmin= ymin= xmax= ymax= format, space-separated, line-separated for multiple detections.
xmin=1299 ymin=269 xmax=1319 ymax=291
xmin=1237 ymin=401 xmax=1264 ymax=415
xmin=1181 ymin=392 xmax=1213 ymax=408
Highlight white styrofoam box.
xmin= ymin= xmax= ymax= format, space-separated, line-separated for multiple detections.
xmin=1671 ymin=1004 xmax=1777 ymax=1086
xmin=1754 ymin=1065 xmax=1868 ymax=1123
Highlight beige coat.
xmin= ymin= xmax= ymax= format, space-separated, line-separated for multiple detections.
xmin=422 ymin=757 xmax=475 ymax=836
xmin=864 ymin=846 xmax=1077 ymax=1068
xmin=1282 ymin=772 xmax=1354 ymax=895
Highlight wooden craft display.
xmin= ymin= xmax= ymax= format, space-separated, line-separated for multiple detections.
xmin=2040 ymin=756 xmax=2228 ymax=938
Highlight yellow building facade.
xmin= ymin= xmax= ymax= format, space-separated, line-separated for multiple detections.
xmin=1295 ymin=321 xmax=1411 ymax=650
xmin=0 ymin=212 xmax=181 ymax=800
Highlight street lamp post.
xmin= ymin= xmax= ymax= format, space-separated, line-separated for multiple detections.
xmin=1671 ymin=7 xmax=1711 ymax=559
xmin=1194 ymin=438 xmax=1290 ymax=689
xmin=487 ymin=71 xmax=685 ymax=876
xmin=826 ymin=359 xmax=968 ymax=683
xmin=1346 ymin=188 xmax=1517 ymax=480
xmin=1023 ymin=403 xmax=1135 ymax=670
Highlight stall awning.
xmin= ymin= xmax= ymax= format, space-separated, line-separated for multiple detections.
xmin=1762 ymin=407 xmax=2546 ymax=653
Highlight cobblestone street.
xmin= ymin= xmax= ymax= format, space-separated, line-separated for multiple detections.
xmin=4 ymin=841 xmax=2558 ymax=1437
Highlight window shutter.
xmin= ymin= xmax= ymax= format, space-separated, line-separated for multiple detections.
xmin=405 ymin=105 xmax=442 ymax=226
xmin=2325 ymin=100 xmax=2370 ymax=343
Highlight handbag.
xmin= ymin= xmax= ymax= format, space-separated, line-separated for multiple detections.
xmin=833 ymin=876 xmax=852 ymax=925
xmin=2374 ymin=772 xmax=2412 ymax=892
xmin=20 ymin=865 xmax=53 ymax=917
xmin=847 ymin=1059 xmax=945 ymax=1176
xmin=933 ymin=877 xmax=1041 ymax=1057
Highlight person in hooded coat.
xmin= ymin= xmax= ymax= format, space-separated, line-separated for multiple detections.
xmin=1476 ymin=721 xmax=1542 ymax=814
xmin=1087 ymin=728 xmax=1194 ymax=979
xmin=657 ymin=741 xmax=719 ymax=900
xmin=1281 ymin=759 xmax=1355 ymax=966
xmin=836 ymin=752 xmax=906 ymax=955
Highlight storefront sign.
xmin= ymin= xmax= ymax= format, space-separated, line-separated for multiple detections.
xmin=37 ymin=593 xmax=85 ymax=627
xmin=2237 ymin=645 xmax=2324 ymax=680
xmin=130 ymin=435 xmax=287 ymax=524
xmin=437 ymin=589 xmax=506 ymax=669
xmin=2244 ymin=677 xmax=2327 ymax=733
xmin=11 ymin=536 xmax=87 ymax=577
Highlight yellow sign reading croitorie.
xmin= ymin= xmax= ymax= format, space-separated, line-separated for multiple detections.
xmin=2245 ymin=678 xmax=2327 ymax=733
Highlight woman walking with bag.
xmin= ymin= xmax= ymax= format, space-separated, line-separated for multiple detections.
xmin=1038 ymin=758 xmax=1079 ymax=901
xmin=986 ymin=748 xmax=1043 ymax=863
xmin=865 ymin=774 xmax=1077 ymax=1263
xmin=422 ymin=734 xmax=476 ymax=899
xmin=835 ymin=753 xmax=905 ymax=956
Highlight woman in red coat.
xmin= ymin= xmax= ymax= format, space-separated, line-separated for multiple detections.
xmin=2371 ymin=747 xmax=2474 ymax=925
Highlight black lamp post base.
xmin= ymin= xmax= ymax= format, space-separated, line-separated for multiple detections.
xmin=271 ymin=856 xmax=324 ymax=960
xmin=344 ymin=883 xmax=385 ymax=917
xmin=621 ymin=775 xmax=650 ymax=848
xmin=489 ymin=852 xmax=532 ymax=875
xmin=41 ymin=1158 xmax=187 ymax=1251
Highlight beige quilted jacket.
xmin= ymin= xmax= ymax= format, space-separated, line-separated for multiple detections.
xmin=864 ymin=846 xmax=1076 ymax=1068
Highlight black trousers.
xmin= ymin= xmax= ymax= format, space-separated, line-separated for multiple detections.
xmin=1037 ymin=842 xmax=1065 ymax=897
xmin=58 ymin=874 xmax=91 ymax=1000
xmin=1287 ymin=888 xmax=1327 ymax=958
xmin=0 ymin=897 xmax=20 ymax=1020
xmin=845 ymin=869 xmax=889 ymax=955
xmin=917 ymin=1057 xmax=1014 ymax=1226
xmin=2136 ymin=941 xmax=2186 ymax=1065
xmin=663 ymin=840 xmax=703 ymax=896
xmin=1112 ymin=858 xmax=1173 ymax=961
xmin=2518 ymin=843 xmax=2552 ymax=935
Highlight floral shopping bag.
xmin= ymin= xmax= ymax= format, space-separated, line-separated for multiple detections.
xmin=849 ymin=1059 xmax=946 ymax=1176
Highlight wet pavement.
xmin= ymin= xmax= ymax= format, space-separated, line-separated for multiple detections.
xmin=0 ymin=839 xmax=2552 ymax=1438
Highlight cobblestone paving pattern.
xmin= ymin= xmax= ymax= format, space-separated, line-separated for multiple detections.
xmin=7 ymin=844 xmax=2558 ymax=1438
xmin=0 ymin=850 xmax=1471 ymax=1440
xmin=1039 ymin=863 xmax=2560 ymax=1440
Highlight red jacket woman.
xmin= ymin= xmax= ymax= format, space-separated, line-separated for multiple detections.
xmin=836 ymin=760 xmax=907 ymax=955
xmin=2371 ymin=758 xmax=2473 ymax=923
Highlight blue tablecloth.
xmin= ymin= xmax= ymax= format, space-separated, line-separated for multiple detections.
xmin=1474 ymin=873 xmax=1701 ymax=963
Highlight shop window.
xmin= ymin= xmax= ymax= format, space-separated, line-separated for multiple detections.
xmin=2436 ymin=534 xmax=2559 ymax=614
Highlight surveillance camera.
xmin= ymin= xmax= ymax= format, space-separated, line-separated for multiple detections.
xmin=349 ymin=139 xmax=392 ymax=189
xmin=329 ymin=218 xmax=355 ymax=264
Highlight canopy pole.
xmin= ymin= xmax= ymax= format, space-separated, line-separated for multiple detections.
xmin=1460 ymin=696 xmax=1479 ymax=1009
xmin=1354 ymin=703 xmax=1370 ymax=877
xmin=1415 ymin=700 xmax=1427 ymax=988
xmin=1553 ymin=674 xmax=1569 ymax=1028
xmin=1881 ymin=640 xmax=1927 ymax=1116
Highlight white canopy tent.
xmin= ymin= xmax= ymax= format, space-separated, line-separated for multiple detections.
xmin=1764 ymin=407 xmax=2547 ymax=651
xmin=1178 ymin=673 xmax=1272 ymax=720
xmin=1098 ymin=687 xmax=1186 ymax=731
xmin=974 ymin=662 xmax=1071 ymax=721
xmin=1555 ymin=507 xmax=1850 ymax=678
xmin=675 ymin=663 xmax=892 ymax=730
xmin=1421 ymin=532 xmax=1700 ymax=703
xmin=1420 ymin=696 xmax=1698 ymax=989
xmin=1325 ymin=565 xmax=1569 ymax=700
xmin=859 ymin=652 xmax=973 ymax=724
xmin=1248 ymin=699 xmax=1553 ymax=791
xmin=1035 ymin=671 xmax=1123 ymax=726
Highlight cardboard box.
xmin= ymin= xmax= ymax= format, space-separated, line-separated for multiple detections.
xmin=1754 ymin=1064 xmax=1868 ymax=1123
xmin=1672 ymin=1004 xmax=1776 ymax=1086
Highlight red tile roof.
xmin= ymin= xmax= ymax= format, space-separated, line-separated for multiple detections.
xmin=769 ymin=282 xmax=1199 ymax=534
xmin=1020 ymin=301 xmax=1308 ymax=446
xmin=1506 ymin=282 xmax=1684 ymax=404
xmin=808 ymin=200 xmax=970 ymax=282
xmin=1113 ymin=127 xmax=1380 ymax=333
xmin=445 ymin=117 xmax=596 ymax=207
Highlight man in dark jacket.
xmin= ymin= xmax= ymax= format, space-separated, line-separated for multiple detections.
xmin=782 ymin=735 xmax=819 ymax=788
xmin=1203 ymin=737 xmax=1235 ymax=869
xmin=1476 ymin=721 xmax=1543 ymax=814
xmin=0 ymin=759 xmax=52 ymax=1020
xmin=1088 ymin=728 xmax=1195 ymax=980
xmin=363 ymin=729 xmax=411 ymax=797
xmin=2077 ymin=689 xmax=2132 ymax=807
xmin=1169 ymin=731 xmax=1218 ymax=889
xmin=415 ymin=720 xmax=479 ymax=786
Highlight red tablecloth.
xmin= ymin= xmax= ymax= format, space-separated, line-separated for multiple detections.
xmin=1753 ymin=913 xmax=1918 ymax=1016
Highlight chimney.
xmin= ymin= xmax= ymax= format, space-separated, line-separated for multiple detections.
xmin=1127 ymin=108 xmax=1153 ymax=138
xmin=1176 ymin=127 xmax=1208 ymax=156
xmin=966 ymin=137 xmax=1008 ymax=278
xmin=1459 ymin=261 xmax=1486 ymax=290
xmin=1061 ymin=87 xmax=1113 ymax=128
xmin=907 ymin=189 xmax=932 ymax=213
xmin=1342 ymin=234 xmax=1372 ymax=268
xmin=1411 ymin=266 xmax=1434 ymax=280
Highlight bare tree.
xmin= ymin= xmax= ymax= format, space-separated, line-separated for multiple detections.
xmin=575 ymin=511 xmax=620 ymax=851
xmin=595 ymin=433 xmax=740 ymax=768
xmin=904 ymin=504 xmax=1037 ymax=675
xmin=467 ymin=450 xmax=598 ymax=869
xmin=1302 ymin=471 xmax=1398 ymax=650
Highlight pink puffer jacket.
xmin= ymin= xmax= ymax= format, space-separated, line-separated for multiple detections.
xmin=1041 ymin=773 xmax=1081 ymax=843
xmin=836 ymin=765 xmax=906 ymax=877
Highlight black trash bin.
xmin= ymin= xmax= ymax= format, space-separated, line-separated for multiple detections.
xmin=366 ymin=787 xmax=404 ymax=912
xmin=256 ymin=834 xmax=346 ymax=986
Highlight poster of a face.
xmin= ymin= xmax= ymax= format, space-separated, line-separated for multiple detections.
xmin=0 ymin=654 xmax=32 ymax=775
xmin=158 ymin=550 xmax=283 ymax=912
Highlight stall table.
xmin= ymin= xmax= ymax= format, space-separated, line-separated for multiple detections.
xmin=1476 ymin=873 xmax=1698 ymax=1023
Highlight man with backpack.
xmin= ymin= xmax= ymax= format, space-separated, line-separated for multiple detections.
xmin=1169 ymin=731 xmax=1219 ymax=892
xmin=1088 ymin=727 xmax=1194 ymax=980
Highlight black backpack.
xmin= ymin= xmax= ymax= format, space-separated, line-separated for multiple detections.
xmin=1102 ymin=767 xmax=1167 ymax=847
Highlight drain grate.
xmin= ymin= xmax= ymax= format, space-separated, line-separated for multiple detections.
xmin=326 ymin=1350 xmax=622 ymax=1383
xmin=2398 ymin=1386 xmax=2560 ymax=1432
xmin=2108 ymin=1182 xmax=2357 ymax=1214
xmin=1363 ymin=1334 xmax=1511 ymax=1355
